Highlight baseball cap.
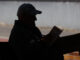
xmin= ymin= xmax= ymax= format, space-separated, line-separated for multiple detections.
xmin=17 ymin=3 xmax=42 ymax=16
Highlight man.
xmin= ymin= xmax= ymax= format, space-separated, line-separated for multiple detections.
xmin=8 ymin=3 xmax=43 ymax=60
xmin=8 ymin=3 xmax=80 ymax=60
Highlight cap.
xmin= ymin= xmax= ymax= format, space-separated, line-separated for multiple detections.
xmin=17 ymin=3 xmax=42 ymax=16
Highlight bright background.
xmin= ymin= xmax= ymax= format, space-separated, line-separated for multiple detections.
xmin=0 ymin=1 xmax=80 ymax=29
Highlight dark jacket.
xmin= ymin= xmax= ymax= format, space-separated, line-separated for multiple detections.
xmin=8 ymin=20 xmax=43 ymax=59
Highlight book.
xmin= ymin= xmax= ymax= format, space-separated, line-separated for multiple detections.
xmin=49 ymin=26 xmax=63 ymax=36
xmin=42 ymin=26 xmax=63 ymax=46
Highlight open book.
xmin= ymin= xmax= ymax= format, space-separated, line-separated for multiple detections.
xmin=42 ymin=26 xmax=63 ymax=46
xmin=49 ymin=26 xmax=63 ymax=36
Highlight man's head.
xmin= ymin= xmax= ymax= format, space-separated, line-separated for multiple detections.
xmin=17 ymin=3 xmax=42 ymax=22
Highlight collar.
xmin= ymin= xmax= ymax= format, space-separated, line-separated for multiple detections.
xmin=14 ymin=20 xmax=36 ymax=29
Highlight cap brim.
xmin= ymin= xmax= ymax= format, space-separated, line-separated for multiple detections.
xmin=31 ymin=10 xmax=42 ymax=15
xmin=30 ymin=10 xmax=42 ymax=15
xmin=35 ymin=10 xmax=42 ymax=14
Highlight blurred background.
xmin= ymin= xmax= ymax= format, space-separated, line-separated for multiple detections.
xmin=0 ymin=0 xmax=80 ymax=60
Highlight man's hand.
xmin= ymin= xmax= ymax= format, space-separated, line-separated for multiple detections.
xmin=41 ymin=34 xmax=60 ymax=46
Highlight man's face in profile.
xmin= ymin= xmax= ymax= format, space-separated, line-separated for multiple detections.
xmin=29 ymin=15 xmax=37 ymax=21
xmin=22 ymin=14 xmax=37 ymax=25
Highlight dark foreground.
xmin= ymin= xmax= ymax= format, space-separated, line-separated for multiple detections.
xmin=0 ymin=42 xmax=17 ymax=60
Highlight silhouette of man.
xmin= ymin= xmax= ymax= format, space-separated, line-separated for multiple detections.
xmin=8 ymin=3 xmax=80 ymax=60
xmin=8 ymin=3 xmax=43 ymax=60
